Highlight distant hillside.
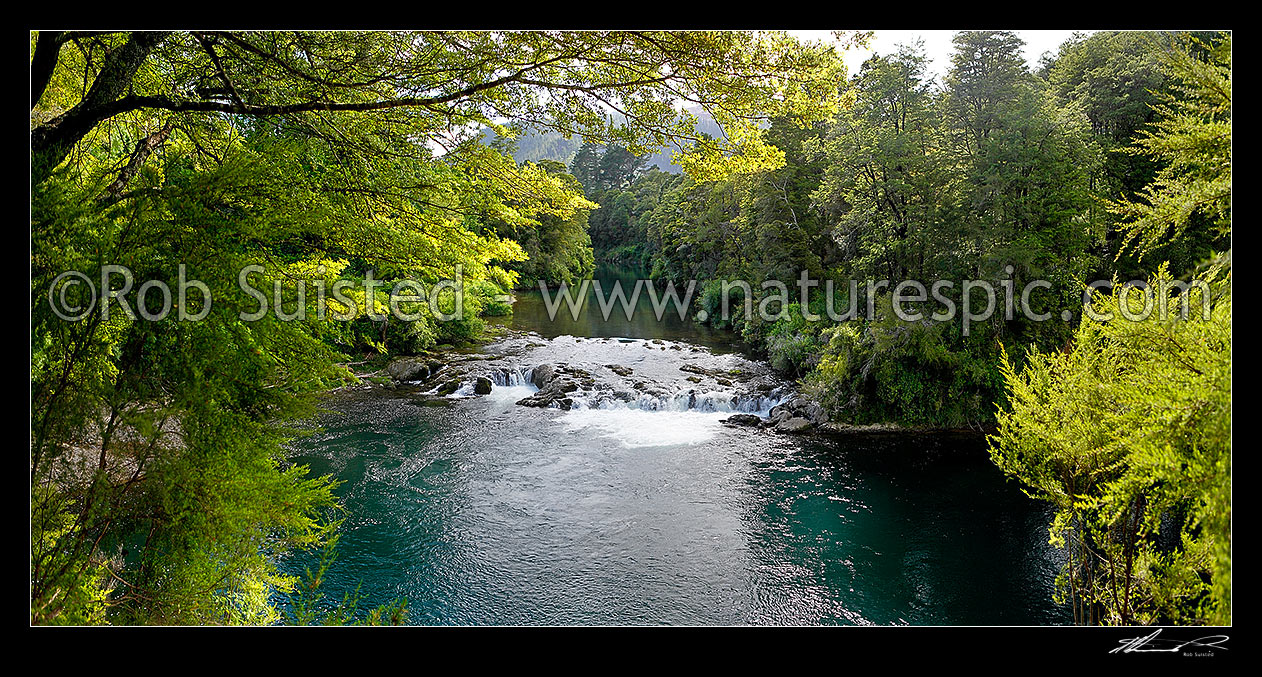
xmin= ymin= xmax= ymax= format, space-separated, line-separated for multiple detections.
xmin=479 ymin=126 xmax=584 ymax=166
xmin=481 ymin=106 xmax=725 ymax=174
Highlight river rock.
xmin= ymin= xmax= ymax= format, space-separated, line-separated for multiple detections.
xmin=722 ymin=413 xmax=763 ymax=427
xmin=386 ymin=357 xmax=429 ymax=382
xmin=774 ymin=417 xmax=814 ymax=433
xmin=606 ymin=364 xmax=634 ymax=377
xmin=474 ymin=376 xmax=493 ymax=395
xmin=679 ymin=363 xmax=716 ymax=377
xmin=767 ymin=395 xmax=828 ymax=426
xmin=531 ymin=363 xmax=557 ymax=388
xmin=763 ymin=395 xmax=829 ymax=434
xmin=516 ymin=377 xmax=581 ymax=409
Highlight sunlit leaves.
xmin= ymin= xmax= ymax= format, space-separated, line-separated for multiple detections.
xmin=990 ymin=266 xmax=1230 ymax=625
xmin=1110 ymin=33 xmax=1231 ymax=260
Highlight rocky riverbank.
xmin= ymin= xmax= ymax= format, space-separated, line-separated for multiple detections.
xmin=348 ymin=328 xmax=983 ymax=439
xmin=361 ymin=329 xmax=796 ymax=422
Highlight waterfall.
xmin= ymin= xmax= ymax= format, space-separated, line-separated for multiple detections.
xmin=434 ymin=361 xmax=790 ymax=419
xmin=490 ymin=366 xmax=534 ymax=387
xmin=561 ymin=387 xmax=784 ymax=416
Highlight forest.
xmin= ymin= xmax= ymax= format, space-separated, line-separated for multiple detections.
xmin=30 ymin=30 xmax=1229 ymax=627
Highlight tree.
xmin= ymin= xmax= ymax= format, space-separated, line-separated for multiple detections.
xmin=942 ymin=31 xmax=1029 ymax=157
xmin=989 ymin=31 xmax=1231 ymax=625
xmin=942 ymin=31 xmax=1099 ymax=284
xmin=1040 ymin=30 xmax=1225 ymax=279
xmin=1110 ymin=33 xmax=1231 ymax=264
xmin=31 ymin=31 xmax=850 ymax=188
xmin=812 ymin=42 xmax=945 ymax=282
xmin=570 ymin=141 xmax=603 ymax=194
xmin=990 ymin=268 xmax=1229 ymax=624
xmin=797 ymin=35 xmax=1099 ymax=425
xmin=596 ymin=145 xmax=648 ymax=191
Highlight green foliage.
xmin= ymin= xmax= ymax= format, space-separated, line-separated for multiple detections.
xmin=811 ymin=42 xmax=950 ymax=282
xmin=990 ymin=268 xmax=1230 ymax=624
xmin=31 ymin=165 xmax=351 ymax=622
xmin=30 ymin=485 xmax=113 ymax=625
xmin=483 ymin=160 xmax=597 ymax=287
xmin=989 ymin=31 xmax=1230 ymax=625
xmin=570 ymin=142 xmax=648 ymax=193
xmin=764 ymin=304 xmax=826 ymax=376
xmin=469 ymin=279 xmax=513 ymax=317
xmin=801 ymin=298 xmax=1006 ymax=427
xmin=583 ymin=160 xmax=685 ymax=261
xmin=1110 ymin=33 xmax=1231 ymax=263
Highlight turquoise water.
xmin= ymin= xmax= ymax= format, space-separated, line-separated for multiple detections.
xmin=280 ymin=270 xmax=1069 ymax=625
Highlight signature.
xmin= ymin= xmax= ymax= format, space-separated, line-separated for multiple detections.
xmin=1110 ymin=629 xmax=1230 ymax=654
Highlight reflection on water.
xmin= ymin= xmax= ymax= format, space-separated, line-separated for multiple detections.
xmin=740 ymin=434 xmax=1067 ymax=625
xmin=502 ymin=264 xmax=744 ymax=353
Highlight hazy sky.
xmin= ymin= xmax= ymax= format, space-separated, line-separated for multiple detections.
xmin=788 ymin=30 xmax=1088 ymax=82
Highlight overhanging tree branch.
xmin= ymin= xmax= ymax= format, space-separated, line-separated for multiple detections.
xmin=96 ymin=121 xmax=175 ymax=207
xmin=31 ymin=31 xmax=171 ymax=185
xmin=30 ymin=43 xmax=570 ymax=186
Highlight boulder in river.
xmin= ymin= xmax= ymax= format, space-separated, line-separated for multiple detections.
xmin=516 ymin=377 xmax=581 ymax=409
xmin=474 ymin=376 xmax=493 ymax=395
xmin=386 ymin=357 xmax=429 ymax=383
xmin=774 ymin=417 xmax=814 ymax=433
xmin=722 ymin=413 xmax=763 ymax=427
xmin=766 ymin=395 xmax=829 ymax=433
xmin=768 ymin=395 xmax=826 ymax=422
xmin=605 ymin=364 xmax=634 ymax=377
xmin=531 ymin=363 xmax=556 ymax=389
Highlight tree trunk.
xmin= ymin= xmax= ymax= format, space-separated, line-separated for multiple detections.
xmin=30 ymin=31 xmax=65 ymax=110
xmin=31 ymin=31 xmax=170 ymax=185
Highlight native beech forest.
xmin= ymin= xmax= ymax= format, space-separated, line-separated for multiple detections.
xmin=30 ymin=30 xmax=1229 ymax=626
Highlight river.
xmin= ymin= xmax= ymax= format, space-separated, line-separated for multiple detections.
xmin=281 ymin=266 xmax=1070 ymax=625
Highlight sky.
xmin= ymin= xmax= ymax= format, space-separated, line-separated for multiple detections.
xmin=788 ymin=30 xmax=1089 ymax=82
